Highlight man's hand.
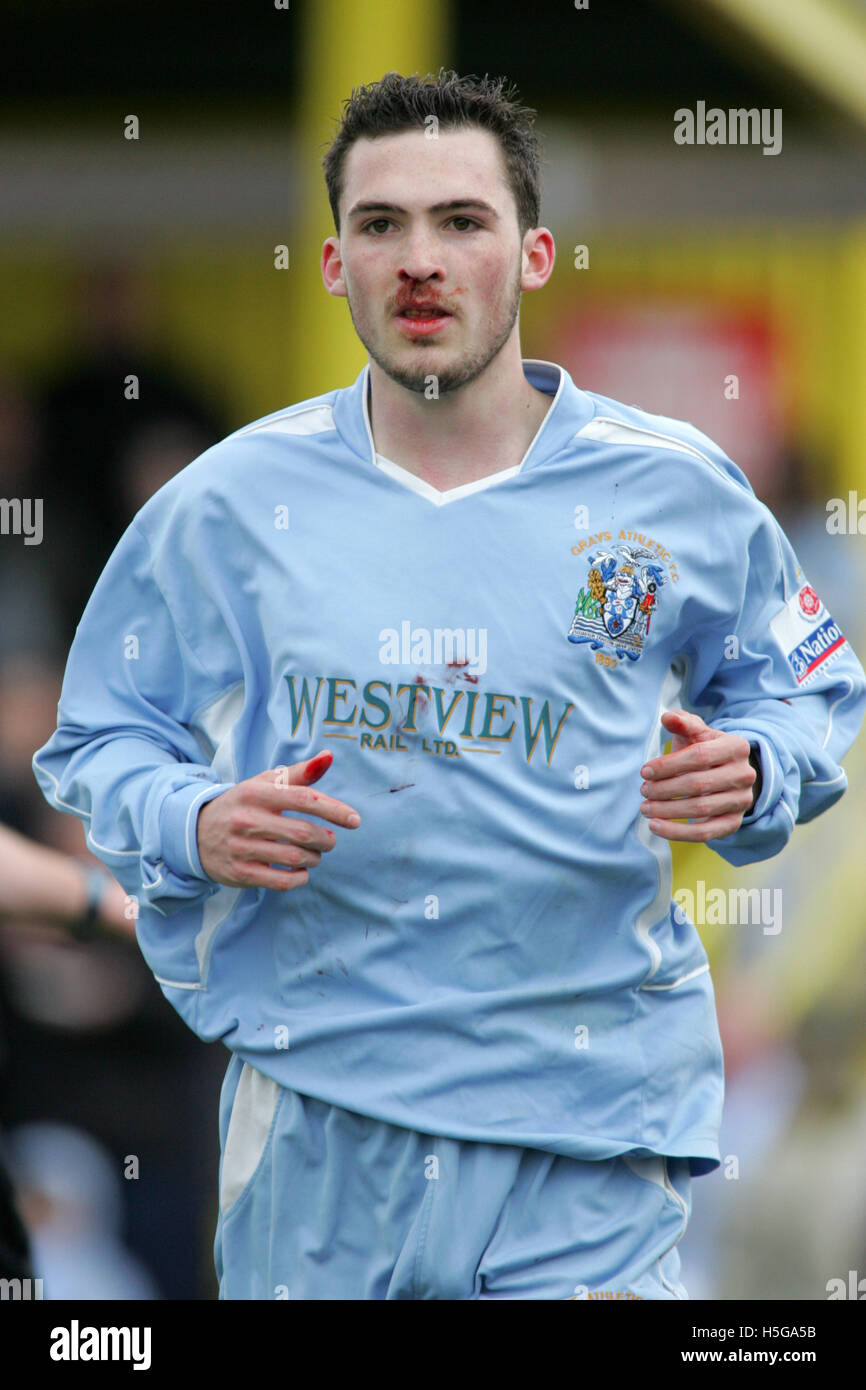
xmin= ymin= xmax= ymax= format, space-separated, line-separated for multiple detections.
xmin=639 ymin=710 xmax=756 ymax=843
xmin=197 ymin=750 xmax=361 ymax=890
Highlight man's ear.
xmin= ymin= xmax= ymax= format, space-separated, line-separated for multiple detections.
xmin=521 ymin=227 xmax=555 ymax=293
xmin=321 ymin=237 xmax=347 ymax=298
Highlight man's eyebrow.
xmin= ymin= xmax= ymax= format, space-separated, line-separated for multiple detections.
xmin=346 ymin=199 xmax=500 ymax=220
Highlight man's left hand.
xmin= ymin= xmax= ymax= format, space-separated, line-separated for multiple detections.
xmin=639 ymin=709 xmax=757 ymax=842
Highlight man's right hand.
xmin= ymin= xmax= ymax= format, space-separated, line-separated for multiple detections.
xmin=196 ymin=750 xmax=361 ymax=891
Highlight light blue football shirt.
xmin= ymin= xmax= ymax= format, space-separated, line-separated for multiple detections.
xmin=33 ymin=359 xmax=866 ymax=1176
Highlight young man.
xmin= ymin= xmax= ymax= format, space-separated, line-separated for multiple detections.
xmin=33 ymin=71 xmax=866 ymax=1300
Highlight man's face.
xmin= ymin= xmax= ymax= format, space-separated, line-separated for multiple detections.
xmin=324 ymin=126 xmax=528 ymax=394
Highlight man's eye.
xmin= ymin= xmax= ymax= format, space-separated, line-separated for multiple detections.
xmin=361 ymin=216 xmax=479 ymax=234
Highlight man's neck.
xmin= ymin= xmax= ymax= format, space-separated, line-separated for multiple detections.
xmin=367 ymin=349 xmax=554 ymax=492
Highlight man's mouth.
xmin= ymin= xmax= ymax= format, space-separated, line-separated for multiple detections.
xmin=397 ymin=306 xmax=453 ymax=319
xmin=394 ymin=303 xmax=455 ymax=337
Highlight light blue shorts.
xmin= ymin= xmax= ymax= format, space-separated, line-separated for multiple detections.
xmin=214 ymin=1054 xmax=692 ymax=1301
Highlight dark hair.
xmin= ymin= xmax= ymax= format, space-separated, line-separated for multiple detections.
xmin=322 ymin=69 xmax=542 ymax=238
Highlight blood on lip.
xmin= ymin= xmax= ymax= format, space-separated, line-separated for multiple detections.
xmin=395 ymin=291 xmax=452 ymax=317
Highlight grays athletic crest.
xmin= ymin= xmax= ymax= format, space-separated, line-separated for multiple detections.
xmin=568 ymin=545 xmax=667 ymax=661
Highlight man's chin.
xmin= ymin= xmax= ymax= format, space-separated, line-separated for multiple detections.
xmin=379 ymin=362 xmax=437 ymax=393
xmin=370 ymin=347 xmax=488 ymax=396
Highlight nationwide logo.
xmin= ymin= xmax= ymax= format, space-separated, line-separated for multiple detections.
xmin=283 ymin=674 xmax=574 ymax=765
xmin=787 ymin=618 xmax=846 ymax=685
xmin=769 ymin=583 xmax=848 ymax=687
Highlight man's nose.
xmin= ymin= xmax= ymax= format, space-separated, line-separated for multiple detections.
xmin=398 ymin=233 xmax=445 ymax=284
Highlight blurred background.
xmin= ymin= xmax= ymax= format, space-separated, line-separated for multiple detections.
xmin=0 ymin=0 xmax=865 ymax=1299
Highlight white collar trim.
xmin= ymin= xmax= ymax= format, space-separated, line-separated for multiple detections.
xmin=361 ymin=359 xmax=563 ymax=507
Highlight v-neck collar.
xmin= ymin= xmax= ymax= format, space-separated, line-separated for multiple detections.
xmin=360 ymin=359 xmax=566 ymax=508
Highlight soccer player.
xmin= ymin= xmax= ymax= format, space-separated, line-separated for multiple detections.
xmin=32 ymin=71 xmax=866 ymax=1300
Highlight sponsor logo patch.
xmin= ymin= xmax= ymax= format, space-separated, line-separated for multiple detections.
xmin=770 ymin=583 xmax=847 ymax=686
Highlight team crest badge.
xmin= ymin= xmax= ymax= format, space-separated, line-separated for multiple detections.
xmin=568 ymin=545 xmax=667 ymax=661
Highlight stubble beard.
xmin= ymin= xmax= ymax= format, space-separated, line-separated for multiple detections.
xmin=345 ymin=264 xmax=524 ymax=395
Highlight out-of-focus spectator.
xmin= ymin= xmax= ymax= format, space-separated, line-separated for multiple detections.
xmin=6 ymin=1121 xmax=159 ymax=1300
xmin=716 ymin=993 xmax=866 ymax=1300
xmin=117 ymin=417 xmax=214 ymax=517
xmin=0 ymin=650 xmax=224 ymax=1298
xmin=0 ymin=820 xmax=133 ymax=1285
xmin=35 ymin=261 xmax=225 ymax=642
xmin=0 ymin=654 xmax=73 ymax=833
xmin=0 ymin=822 xmax=130 ymax=936
xmin=0 ymin=277 xmax=229 ymax=1296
